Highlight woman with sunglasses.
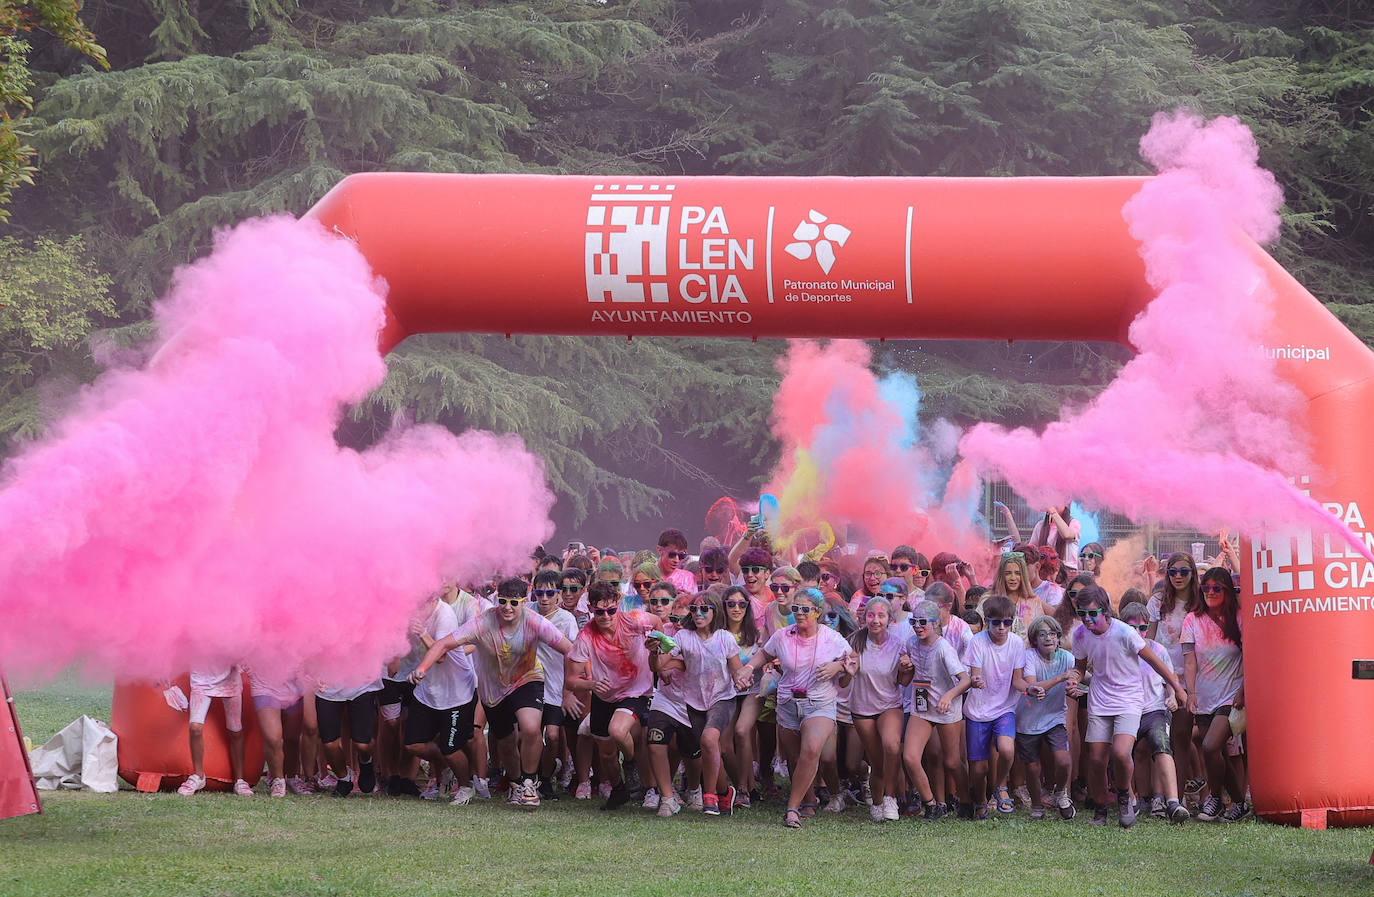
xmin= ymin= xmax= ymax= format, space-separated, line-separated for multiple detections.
xmin=721 ymin=585 xmax=764 ymax=804
xmin=766 ymin=565 xmax=804 ymax=636
xmin=1147 ymin=552 xmax=1204 ymax=800
xmin=627 ymin=563 xmax=661 ymax=611
xmin=1078 ymin=543 xmax=1106 ymax=577
xmin=734 ymin=586 xmax=852 ymax=828
xmin=659 ymin=590 xmax=745 ymax=816
xmin=1183 ymin=568 xmax=1248 ymax=822
xmin=845 ymin=596 xmax=906 ymax=821
xmin=565 ymin=581 xmax=665 ymax=811
xmin=850 ymin=555 xmax=891 ymax=614
xmin=1069 ymin=585 xmax=1186 ymax=828
xmin=412 ymin=577 xmax=575 ymax=810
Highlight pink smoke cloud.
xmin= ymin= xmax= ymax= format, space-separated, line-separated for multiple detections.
xmin=0 ymin=216 xmax=555 ymax=686
xmin=959 ymin=110 xmax=1358 ymax=551
xmin=765 ymin=340 xmax=988 ymax=567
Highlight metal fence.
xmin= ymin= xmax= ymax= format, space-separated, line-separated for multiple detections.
xmin=982 ymin=481 xmax=1219 ymax=563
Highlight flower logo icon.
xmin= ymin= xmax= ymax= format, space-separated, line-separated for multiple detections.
xmin=784 ymin=210 xmax=851 ymax=274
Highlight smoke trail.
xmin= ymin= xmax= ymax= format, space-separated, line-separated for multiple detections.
xmin=0 ymin=217 xmax=555 ymax=686
xmin=959 ymin=111 xmax=1364 ymax=555
xmin=1071 ymin=501 xmax=1101 ymax=546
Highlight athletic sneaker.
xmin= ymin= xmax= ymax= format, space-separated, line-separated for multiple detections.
xmin=333 ymin=777 xmax=354 ymax=798
xmin=923 ymin=800 xmax=947 ymax=822
xmin=642 ymin=787 xmax=660 ymax=810
xmin=1168 ymin=799 xmax=1191 ymax=824
xmin=421 ymin=779 xmax=441 ymax=801
xmin=686 ymin=786 xmax=703 ymax=811
xmin=860 ymin=779 xmax=873 ymax=806
xmin=870 ymin=802 xmax=884 ymax=822
xmin=824 ymin=795 xmax=846 ymax=814
xmin=722 ymin=787 xmax=738 ymax=816
xmin=473 ymin=777 xmax=491 ymax=800
xmin=703 ymin=793 xmax=721 ymax=816
xmin=357 ymin=763 xmax=376 ymax=795
xmin=506 ymin=783 xmax=522 ymax=805
xmin=1118 ymin=791 xmax=1137 ymax=828
xmin=286 ymin=776 xmax=316 ymax=795
xmin=394 ymin=778 xmax=422 ymax=798
xmin=233 ymin=779 xmax=254 ymax=797
xmin=598 ymin=781 xmax=613 ymax=799
xmin=1054 ymin=788 xmax=1076 ymax=821
xmin=538 ymin=779 xmax=557 ymax=801
xmin=269 ymin=778 xmax=286 ymax=798
xmin=519 ymin=777 xmax=540 ymax=810
xmin=1149 ymin=795 xmax=1167 ymax=819
xmin=451 ymin=785 xmax=474 ymax=805
xmin=319 ymin=773 xmax=338 ymax=790
xmin=601 ymin=783 xmax=632 ymax=812
xmin=574 ymin=781 xmax=591 ymax=800
xmin=748 ymin=787 xmax=762 ymax=806
xmin=1197 ymin=795 xmax=1224 ymax=822
xmin=1013 ymin=785 xmax=1033 ymax=808
xmin=733 ymin=790 xmax=750 ymax=810
xmin=1029 ymin=805 xmax=1046 ymax=820
xmin=1220 ymin=801 xmax=1251 ymax=822
xmin=882 ymin=796 xmax=899 ymax=821
xmin=656 ymin=795 xmax=682 ymax=818
xmin=177 ymin=774 xmax=206 ymax=796
xmin=1184 ymin=777 xmax=1206 ymax=796
xmin=1090 ymin=806 xmax=1109 ymax=826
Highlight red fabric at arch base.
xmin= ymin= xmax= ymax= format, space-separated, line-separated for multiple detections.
xmin=0 ymin=674 xmax=41 ymax=820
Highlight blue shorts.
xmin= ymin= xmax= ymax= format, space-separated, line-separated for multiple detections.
xmin=965 ymin=711 xmax=1016 ymax=762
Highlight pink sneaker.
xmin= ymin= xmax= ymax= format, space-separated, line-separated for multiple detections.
xmin=233 ymin=779 xmax=254 ymax=797
xmin=574 ymin=781 xmax=591 ymax=800
xmin=269 ymin=778 xmax=287 ymax=798
xmin=319 ymin=773 xmax=338 ymax=789
xmin=177 ymin=774 xmax=206 ymax=796
xmin=286 ymin=776 xmax=315 ymax=795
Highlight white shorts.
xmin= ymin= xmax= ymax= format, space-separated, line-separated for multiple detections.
xmin=189 ymin=689 xmax=243 ymax=731
xmin=1086 ymin=711 xmax=1141 ymax=744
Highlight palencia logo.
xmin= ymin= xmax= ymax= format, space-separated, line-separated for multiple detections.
xmin=584 ymin=184 xmax=757 ymax=306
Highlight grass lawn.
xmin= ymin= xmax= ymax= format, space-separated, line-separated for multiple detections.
xmin=4 ymin=681 xmax=1372 ymax=897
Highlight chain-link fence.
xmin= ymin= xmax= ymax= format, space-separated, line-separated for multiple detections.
xmin=982 ymin=481 xmax=1219 ymax=563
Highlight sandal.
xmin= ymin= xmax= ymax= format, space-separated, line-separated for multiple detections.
xmin=799 ymin=801 xmax=818 ymax=818
xmin=996 ymin=786 xmax=1015 ymax=814
xmin=784 ymin=807 xmax=803 ymax=829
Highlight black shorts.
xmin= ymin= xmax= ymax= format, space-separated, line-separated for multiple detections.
xmin=646 ymin=709 xmax=701 ymax=759
xmin=484 ymin=680 xmax=545 ymax=740
xmin=542 ymin=704 xmax=565 ymax=728
xmin=378 ymin=678 xmax=414 ymax=707
xmin=316 ymin=690 xmax=379 ymax=745
xmin=404 ymin=698 xmax=477 ymax=756
xmin=1193 ymin=705 xmax=1232 ymax=734
xmin=589 ymin=694 xmax=650 ymax=738
xmin=1014 ymin=724 xmax=1069 ymax=765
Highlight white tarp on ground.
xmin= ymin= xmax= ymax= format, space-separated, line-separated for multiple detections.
xmin=29 ymin=715 xmax=118 ymax=792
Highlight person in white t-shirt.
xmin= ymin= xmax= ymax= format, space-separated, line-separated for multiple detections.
xmin=845 ymin=596 xmax=907 ymax=822
xmin=1119 ymin=601 xmax=1190 ymax=824
xmin=1070 ymin=585 xmax=1186 ymax=828
xmin=963 ymin=595 xmax=1026 ymax=820
xmin=401 ymin=590 xmax=479 ymax=804
xmin=1183 ymin=568 xmax=1248 ymax=823
xmin=901 ymin=599 xmax=972 ymax=821
xmin=735 ymin=586 xmax=851 ymax=829
xmin=175 ymin=664 xmax=250 ymax=797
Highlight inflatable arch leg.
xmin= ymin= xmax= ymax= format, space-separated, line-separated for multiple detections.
xmin=1 ymin=674 xmax=41 ymax=819
xmin=112 ymin=675 xmax=264 ymax=793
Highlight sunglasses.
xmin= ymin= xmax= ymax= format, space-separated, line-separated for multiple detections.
xmin=648 ymin=597 xmax=673 ymax=607
xmin=496 ymin=597 xmax=526 ymax=607
xmin=916 ymin=568 xmax=932 ymax=578
xmin=911 ymin=618 xmax=935 ymax=628
xmin=890 ymin=562 xmax=912 ymax=572
xmin=1167 ymin=567 xmax=1192 ymax=578
xmin=1201 ymin=584 xmax=1227 ymax=595
xmin=725 ymin=599 xmax=749 ymax=610
xmin=819 ymin=573 xmax=836 ymax=583
xmin=600 ymin=579 xmax=622 ymax=587
xmin=823 ymin=611 xmax=839 ymax=622
xmin=1131 ymin=623 xmax=1149 ymax=632
xmin=633 ymin=580 xmax=658 ymax=591
xmin=1080 ymin=551 xmax=1102 ymax=560
xmin=880 ymin=591 xmax=904 ymax=601
xmin=668 ymin=614 xmax=683 ymax=625
xmin=560 ymin=585 xmax=582 ymax=593
xmin=690 ymin=605 xmax=713 ymax=615
xmin=742 ymin=565 xmax=769 ymax=575
xmin=1066 ymin=588 xmax=1081 ymax=600
xmin=987 ymin=618 xmax=1014 ymax=629
xmin=703 ymin=567 xmax=726 ymax=575
xmin=769 ymin=583 xmax=794 ymax=594
xmin=790 ymin=604 xmax=819 ymax=616
xmin=662 ymin=550 xmax=688 ymax=560
xmin=531 ymin=590 xmax=559 ymax=599
xmin=1075 ymin=608 xmax=1103 ymax=620
xmin=592 ymin=606 xmax=618 ymax=617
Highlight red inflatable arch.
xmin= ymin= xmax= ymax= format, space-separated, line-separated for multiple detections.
xmin=110 ymin=174 xmax=1373 ymax=824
